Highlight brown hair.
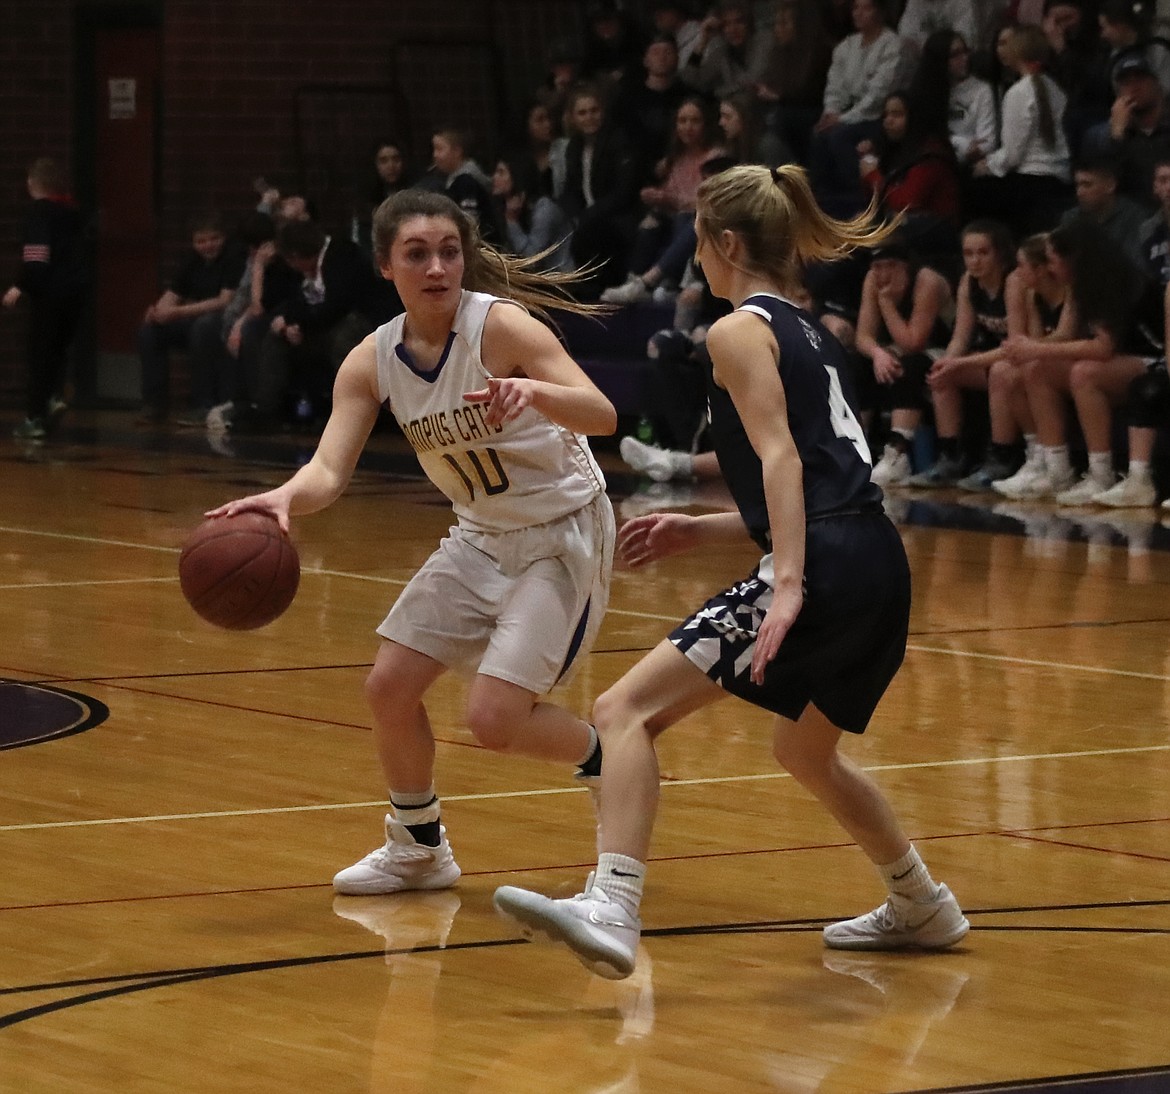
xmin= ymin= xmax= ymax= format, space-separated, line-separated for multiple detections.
xmin=695 ymin=163 xmax=897 ymax=291
xmin=372 ymin=189 xmax=602 ymax=321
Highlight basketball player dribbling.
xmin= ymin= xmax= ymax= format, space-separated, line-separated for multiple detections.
xmin=494 ymin=164 xmax=969 ymax=979
xmin=207 ymin=190 xmax=616 ymax=895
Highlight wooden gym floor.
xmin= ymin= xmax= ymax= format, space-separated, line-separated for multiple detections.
xmin=1 ymin=411 xmax=1168 ymax=1094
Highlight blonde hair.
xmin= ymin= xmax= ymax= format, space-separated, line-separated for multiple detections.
xmin=1018 ymin=232 xmax=1050 ymax=268
xmin=372 ymin=190 xmax=603 ymax=322
xmin=695 ymin=164 xmax=897 ymax=291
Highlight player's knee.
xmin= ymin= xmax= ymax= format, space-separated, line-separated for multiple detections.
xmin=363 ymin=662 xmax=391 ymax=710
xmin=591 ymin=686 xmax=626 ymax=741
xmin=364 ymin=659 xmax=416 ymax=720
xmin=465 ymin=702 xmax=517 ymax=752
xmin=772 ymin=734 xmax=829 ymax=787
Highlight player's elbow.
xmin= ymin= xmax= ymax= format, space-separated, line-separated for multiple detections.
xmin=594 ymin=402 xmax=618 ymax=436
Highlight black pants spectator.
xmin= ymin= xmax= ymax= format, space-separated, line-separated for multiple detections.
xmin=26 ymin=293 xmax=83 ymax=420
xmin=644 ymin=331 xmax=710 ymax=450
xmin=248 ymin=312 xmax=372 ymax=426
xmin=138 ymin=311 xmax=223 ymax=414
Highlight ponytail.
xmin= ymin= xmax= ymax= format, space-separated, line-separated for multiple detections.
xmin=1031 ymin=73 xmax=1057 ymax=148
xmin=696 ymin=164 xmax=899 ymax=289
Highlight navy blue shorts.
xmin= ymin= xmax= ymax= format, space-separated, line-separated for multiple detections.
xmin=669 ymin=509 xmax=910 ymax=734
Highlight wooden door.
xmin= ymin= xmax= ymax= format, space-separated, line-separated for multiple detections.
xmin=93 ymin=27 xmax=160 ymax=353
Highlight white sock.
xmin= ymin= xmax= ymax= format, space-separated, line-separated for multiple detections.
xmin=595 ymin=853 xmax=645 ymax=916
xmin=667 ymin=450 xmax=695 ymax=478
xmin=389 ymin=785 xmax=440 ymax=827
xmin=1043 ymin=445 xmax=1071 ymax=477
xmin=1129 ymin=460 xmax=1151 ymax=482
xmin=577 ymin=723 xmax=600 ymax=768
xmin=1087 ymin=451 xmax=1113 ymax=486
xmin=878 ymin=845 xmax=940 ymax=904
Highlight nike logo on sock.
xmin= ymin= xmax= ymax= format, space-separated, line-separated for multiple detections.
xmin=892 ymin=867 xmax=916 ymax=881
xmin=611 ymin=869 xmax=640 ymax=878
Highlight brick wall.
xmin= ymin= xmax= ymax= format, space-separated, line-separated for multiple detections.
xmin=0 ymin=0 xmax=584 ymax=403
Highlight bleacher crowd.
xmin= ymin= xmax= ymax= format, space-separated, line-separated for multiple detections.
xmin=13 ymin=0 xmax=1170 ymax=510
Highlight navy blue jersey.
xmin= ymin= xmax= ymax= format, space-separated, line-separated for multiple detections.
xmin=707 ymin=293 xmax=881 ymax=551
xmin=968 ymin=276 xmax=1008 ymax=353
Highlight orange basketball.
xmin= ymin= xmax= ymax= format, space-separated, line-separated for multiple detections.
xmin=178 ymin=511 xmax=299 ymax=630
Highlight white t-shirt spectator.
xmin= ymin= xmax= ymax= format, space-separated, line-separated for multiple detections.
xmin=985 ymin=73 xmax=1071 ymax=180
xmin=950 ymin=75 xmax=999 ymax=161
xmin=898 ymin=0 xmax=979 ymax=53
xmin=822 ymin=27 xmax=906 ymax=125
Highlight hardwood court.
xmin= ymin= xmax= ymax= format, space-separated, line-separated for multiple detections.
xmin=1 ymin=414 xmax=1169 ymax=1094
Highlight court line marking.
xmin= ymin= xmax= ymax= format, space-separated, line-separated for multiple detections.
xmin=905 ymin=643 xmax=1170 ymax=682
xmin=6 ymin=523 xmax=1170 ymax=644
xmin=0 ymin=577 xmax=178 ymax=591
xmin=2 ymin=743 xmax=1167 ymax=833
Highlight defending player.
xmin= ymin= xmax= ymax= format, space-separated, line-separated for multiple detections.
xmin=494 ymin=164 xmax=968 ymax=978
xmin=208 ymin=190 xmax=615 ymax=894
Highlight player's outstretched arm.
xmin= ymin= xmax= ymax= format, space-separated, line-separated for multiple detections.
xmin=205 ymin=337 xmax=382 ymax=530
xmin=617 ymin=511 xmax=754 ymax=568
xmin=473 ymin=303 xmax=617 ymax=435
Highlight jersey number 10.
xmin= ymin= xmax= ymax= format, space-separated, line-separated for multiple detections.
xmin=442 ymin=447 xmax=511 ymax=501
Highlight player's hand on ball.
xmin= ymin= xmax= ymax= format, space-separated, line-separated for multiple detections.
xmin=205 ymin=490 xmax=292 ymax=534
xmin=617 ymin=513 xmax=698 ymax=568
xmin=464 ymin=376 xmax=535 ymax=426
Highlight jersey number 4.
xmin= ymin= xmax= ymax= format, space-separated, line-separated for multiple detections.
xmin=824 ymin=363 xmax=871 ymax=465
xmin=442 ymin=448 xmax=511 ymax=501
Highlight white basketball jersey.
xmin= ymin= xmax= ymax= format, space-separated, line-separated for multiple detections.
xmin=375 ymin=291 xmax=606 ymax=532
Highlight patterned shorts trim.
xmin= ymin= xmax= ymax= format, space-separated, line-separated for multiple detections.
xmin=669 ymin=574 xmax=772 ymax=690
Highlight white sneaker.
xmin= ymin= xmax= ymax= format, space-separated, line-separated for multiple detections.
xmin=493 ymin=873 xmax=641 ymax=980
xmin=870 ymin=445 xmax=912 ymax=488
xmin=991 ymin=450 xmax=1045 ymax=498
xmin=206 ymin=400 xmax=234 ymax=432
xmin=1055 ymin=473 xmax=1114 ymax=507
xmin=600 ymin=274 xmax=650 ymax=305
xmin=332 ymin=816 xmax=461 ymax=895
xmin=823 ymin=883 xmax=969 ymax=951
xmin=1094 ymin=474 xmax=1156 ymax=509
xmin=996 ymin=464 xmax=1076 ymax=500
xmin=620 ymin=435 xmax=685 ymax=482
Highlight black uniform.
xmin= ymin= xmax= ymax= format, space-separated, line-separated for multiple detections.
xmin=14 ymin=195 xmax=87 ymax=423
xmin=669 ymin=294 xmax=910 ymax=734
xmin=967 ymin=276 xmax=1008 ymax=353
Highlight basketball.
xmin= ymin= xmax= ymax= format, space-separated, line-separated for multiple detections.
xmin=179 ymin=511 xmax=300 ymax=630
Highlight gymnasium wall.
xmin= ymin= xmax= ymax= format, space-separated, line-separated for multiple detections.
xmin=0 ymin=0 xmax=583 ymax=402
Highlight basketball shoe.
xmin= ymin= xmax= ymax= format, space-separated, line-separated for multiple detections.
xmin=493 ymin=873 xmax=641 ymax=980
xmin=870 ymin=445 xmax=912 ymax=487
xmin=1093 ymin=473 xmax=1156 ymax=509
xmin=619 ymin=436 xmax=691 ymax=482
xmin=333 ymin=816 xmax=461 ymax=895
xmin=822 ymin=884 xmax=968 ymax=951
